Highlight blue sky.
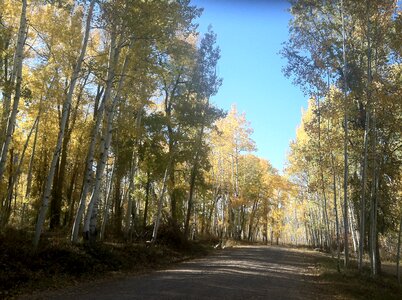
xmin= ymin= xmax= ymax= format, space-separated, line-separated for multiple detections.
xmin=192 ymin=0 xmax=308 ymax=172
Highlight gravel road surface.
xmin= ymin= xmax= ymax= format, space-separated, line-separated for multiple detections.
xmin=25 ymin=246 xmax=325 ymax=300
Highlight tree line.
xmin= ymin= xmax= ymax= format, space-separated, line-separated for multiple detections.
xmin=0 ymin=0 xmax=292 ymax=250
xmin=283 ymin=0 xmax=401 ymax=278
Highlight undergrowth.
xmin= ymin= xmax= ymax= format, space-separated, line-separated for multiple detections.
xmin=315 ymin=254 xmax=402 ymax=299
xmin=0 ymin=226 xmax=211 ymax=299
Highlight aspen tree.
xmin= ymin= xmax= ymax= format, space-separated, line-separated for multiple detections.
xmin=0 ymin=0 xmax=27 ymax=181
xmin=184 ymin=28 xmax=222 ymax=238
xmin=82 ymin=34 xmax=128 ymax=241
xmin=340 ymin=0 xmax=349 ymax=267
xmin=34 ymin=0 xmax=96 ymax=247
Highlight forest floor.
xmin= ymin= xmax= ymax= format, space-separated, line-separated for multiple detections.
xmin=314 ymin=251 xmax=402 ymax=299
xmin=13 ymin=244 xmax=402 ymax=300
xmin=0 ymin=227 xmax=211 ymax=299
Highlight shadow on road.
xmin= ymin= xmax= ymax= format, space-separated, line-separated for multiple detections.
xmin=26 ymin=246 xmax=328 ymax=300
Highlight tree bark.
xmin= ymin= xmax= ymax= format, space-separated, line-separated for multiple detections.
xmin=248 ymin=197 xmax=260 ymax=241
xmin=83 ymin=36 xmax=131 ymax=241
xmin=331 ymin=153 xmax=341 ymax=272
xmin=359 ymin=0 xmax=372 ymax=270
xmin=51 ymin=75 xmax=89 ymax=229
xmin=25 ymin=116 xmax=39 ymax=200
xmin=65 ymin=160 xmax=78 ymax=227
xmin=316 ymin=97 xmax=331 ymax=252
xmin=71 ymin=84 xmax=105 ymax=242
xmin=340 ymin=0 xmax=350 ymax=268
xmin=370 ymin=113 xmax=378 ymax=277
xmin=100 ymin=160 xmax=115 ymax=241
xmin=71 ymin=28 xmax=117 ymax=243
xmin=34 ymin=0 xmax=95 ymax=248
xmin=397 ymin=214 xmax=402 ymax=283
xmin=0 ymin=113 xmax=36 ymax=225
xmin=349 ymin=201 xmax=358 ymax=254
xmin=163 ymin=74 xmax=182 ymax=224
xmin=358 ymin=109 xmax=370 ymax=270
xmin=0 ymin=0 xmax=27 ymax=181
xmin=184 ymin=161 xmax=198 ymax=238
xmin=143 ymin=169 xmax=151 ymax=229
xmin=184 ymin=103 xmax=207 ymax=238
xmin=83 ymin=92 xmax=117 ymax=242
xmin=125 ymin=104 xmax=144 ymax=240
xmin=151 ymin=154 xmax=174 ymax=244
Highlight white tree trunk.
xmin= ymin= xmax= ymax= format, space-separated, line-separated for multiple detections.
xmin=83 ymin=97 xmax=116 ymax=240
xmin=184 ymin=115 xmax=206 ymax=238
xmin=151 ymin=154 xmax=174 ymax=244
xmin=1 ymin=117 xmax=37 ymax=225
xmin=83 ymin=38 xmax=132 ymax=241
xmin=359 ymin=1 xmax=372 ymax=270
xmin=316 ymin=97 xmax=331 ymax=252
xmin=33 ymin=0 xmax=95 ymax=248
xmin=397 ymin=215 xmax=402 ymax=283
xmin=349 ymin=203 xmax=358 ymax=253
xmin=125 ymin=105 xmax=144 ymax=240
xmin=369 ymin=111 xmax=378 ymax=276
xmin=5 ymin=117 xmax=38 ymax=200
xmin=332 ymin=154 xmax=341 ymax=272
xmin=0 ymin=0 xmax=27 ymax=181
xmin=71 ymin=31 xmax=117 ymax=243
xmin=340 ymin=0 xmax=350 ymax=268
xmin=100 ymin=160 xmax=115 ymax=241
xmin=25 ymin=116 xmax=39 ymax=199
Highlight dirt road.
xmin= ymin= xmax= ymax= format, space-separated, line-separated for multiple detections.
xmin=28 ymin=246 xmax=328 ymax=299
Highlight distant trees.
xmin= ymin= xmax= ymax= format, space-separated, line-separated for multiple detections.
xmin=207 ymin=105 xmax=291 ymax=244
xmin=283 ymin=0 xmax=401 ymax=276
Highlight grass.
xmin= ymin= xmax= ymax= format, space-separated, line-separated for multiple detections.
xmin=314 ymin=253 xmax=402 ymax=299
xmin=0 ymin=227 xmax=212 ymax=299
